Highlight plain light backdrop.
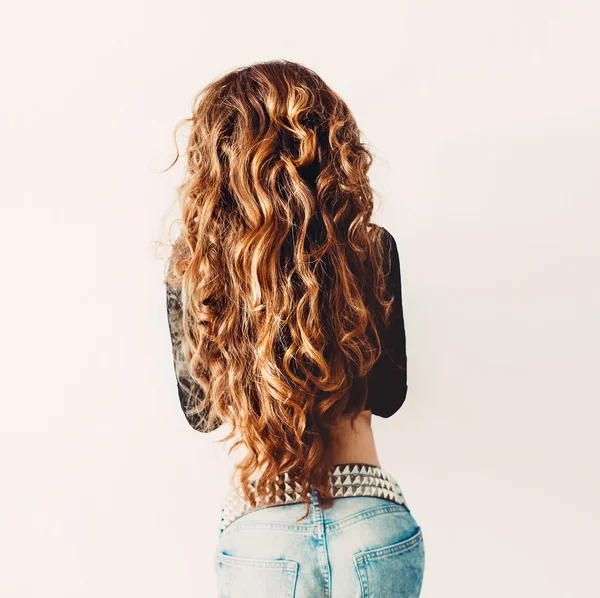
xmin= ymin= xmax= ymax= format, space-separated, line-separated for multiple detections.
xmin=1 ymin=1 xmax=599 ymax=596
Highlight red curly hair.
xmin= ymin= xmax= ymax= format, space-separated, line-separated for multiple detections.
xmin=163 ymin=60 xmax=394 ymax=514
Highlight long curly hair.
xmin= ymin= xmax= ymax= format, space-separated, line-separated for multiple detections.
xmin=163 ymin=59 xmax=395 ymax=513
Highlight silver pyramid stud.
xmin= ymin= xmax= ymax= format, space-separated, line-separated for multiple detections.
xmin=219 ymin=463 xmax=406 ymax=534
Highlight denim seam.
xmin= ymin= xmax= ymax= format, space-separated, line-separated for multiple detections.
xmin=285 ymin=561 xmax=299 ymax=598
xmin=353 ymin=553 xmax=368 ymax=598
xmin=356 ymin=528 xmax=423 ymax=563
xmin=326 ymin=504 xmax=408 ymax=533
xmin=220 ymin=521 xmax=315 ymax=536
xmin=218 ymin=553 xmax=297 ymax=569
xmin=311 ymin=487 xmax=332 ymax=598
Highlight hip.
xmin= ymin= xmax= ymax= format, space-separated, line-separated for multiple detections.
xmin=215 ymin=469 xmax=425 ymax=597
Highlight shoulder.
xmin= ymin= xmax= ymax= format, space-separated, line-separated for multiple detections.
xmin=370 ymin=223 xmax=398 ymax=256
xmin=370 ymin=222 xmax=396 ymax=241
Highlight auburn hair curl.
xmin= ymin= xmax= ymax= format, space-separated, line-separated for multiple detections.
xmin=163 ymin=60 xmax=395 ymax=515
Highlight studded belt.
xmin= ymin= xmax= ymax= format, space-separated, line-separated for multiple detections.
xmin=219 ymin=462 xmax=405 ymax=533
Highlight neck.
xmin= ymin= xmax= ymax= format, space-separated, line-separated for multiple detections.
xmin=329 ymin=409 xmax=381 ymax=467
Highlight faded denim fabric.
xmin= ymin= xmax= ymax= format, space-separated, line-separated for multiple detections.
xmin=215 ymin=487 xmax=425 ymax=597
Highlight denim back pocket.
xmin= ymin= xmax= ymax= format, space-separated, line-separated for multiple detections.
xmin=216 ymin=552 xmax=299 ymax=598
xmin=353 ymin=528 xmax=425 ymax=598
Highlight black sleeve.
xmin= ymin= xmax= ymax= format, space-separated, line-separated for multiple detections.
xmin=165 ymin=284 xmax=222 ymax=433
xmin=364 ymin=229 xmax=408 ymax=418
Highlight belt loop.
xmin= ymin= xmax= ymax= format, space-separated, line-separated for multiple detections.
xmin=310 ymin=485 xmax=320 ymax=524
xmin=311 ymin=485 xmax=319 ymax=504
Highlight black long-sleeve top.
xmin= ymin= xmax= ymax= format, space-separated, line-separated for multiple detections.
xmin=165 ymin=226 xmax=408 ymax=432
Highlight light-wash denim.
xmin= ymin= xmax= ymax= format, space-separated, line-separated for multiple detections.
xmin=215 ymin=486 xmax=425 ymax=597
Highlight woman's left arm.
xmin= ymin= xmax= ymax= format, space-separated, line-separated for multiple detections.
xmin=165 ymin=284 xmax=222 ymax=433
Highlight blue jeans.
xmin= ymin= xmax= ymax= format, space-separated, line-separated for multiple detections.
xmin=215 ymin=486 xmax=425 ymax=597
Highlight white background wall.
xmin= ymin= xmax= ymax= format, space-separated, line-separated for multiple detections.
xmin=1 ymin=1 xmax=599 ymax=596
